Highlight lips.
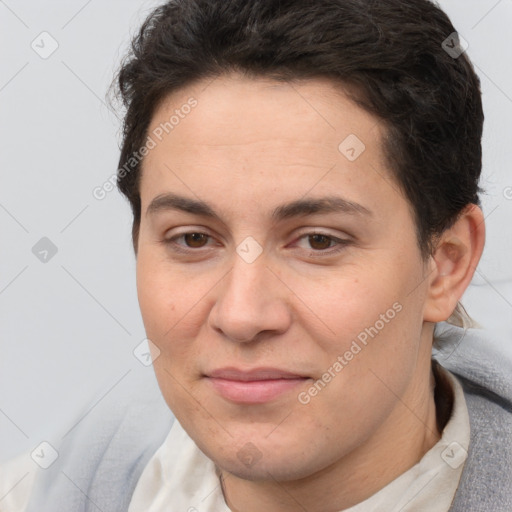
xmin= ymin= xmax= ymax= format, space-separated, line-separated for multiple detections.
xmin=208 ymin=367 xmax=307 ymax=381
xmin=205 ymin=367 xmax=310 ymax=404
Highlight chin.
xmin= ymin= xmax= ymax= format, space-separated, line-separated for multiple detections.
xmin=203 ymin=438 xmax=331 ymax=483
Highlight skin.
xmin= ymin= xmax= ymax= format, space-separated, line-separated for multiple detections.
xmin=135 ymin=72 xmax=485 ymax=512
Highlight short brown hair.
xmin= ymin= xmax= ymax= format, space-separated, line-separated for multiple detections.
xmin=113 ymin=0 xmax=484 ymax=261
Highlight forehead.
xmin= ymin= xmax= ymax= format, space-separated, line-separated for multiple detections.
xmin=139 ymin=73 xmax=405 ymax=225
xmin=146 ymin=73 xmax=381 ymax=153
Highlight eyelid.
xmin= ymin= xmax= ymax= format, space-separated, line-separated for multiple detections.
xmin=293 ymin=227 xmax=351 ymax=241
xmin=291 ymin=230 xmax=352 ymax=256
xmin=163 ymin=227 xmax=352 ymax=257
xmin=163 ymin=228 xmax=218 ymax=252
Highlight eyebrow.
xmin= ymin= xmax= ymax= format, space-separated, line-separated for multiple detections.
xmin=146 ymin=192 xmax=372 ymax=221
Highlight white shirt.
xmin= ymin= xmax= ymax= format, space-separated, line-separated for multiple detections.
xmin=0 ymin=367 xmax=470 ymax=512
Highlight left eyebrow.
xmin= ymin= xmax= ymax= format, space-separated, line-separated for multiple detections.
xmin=271 ymin=196 xmax=373 ymax=220
xmin=145 ymin=192 xmax=373 ymax=221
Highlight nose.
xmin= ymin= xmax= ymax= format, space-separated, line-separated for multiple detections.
xmin=208 ymin=252 xmax=292 ymax=344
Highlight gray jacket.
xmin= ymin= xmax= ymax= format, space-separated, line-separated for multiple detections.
xmin=25 ymin=326 xmax=512 ymax=511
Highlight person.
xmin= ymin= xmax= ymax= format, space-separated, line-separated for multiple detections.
xmin=1 ymin=0 xmax=511 ymax=511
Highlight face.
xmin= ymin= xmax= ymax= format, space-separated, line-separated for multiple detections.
xmin=136 ymin=73 xmax=434 ymax=482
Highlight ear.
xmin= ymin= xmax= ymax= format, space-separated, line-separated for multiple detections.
xmin=423 ymin=204 xmax=485 ymax=323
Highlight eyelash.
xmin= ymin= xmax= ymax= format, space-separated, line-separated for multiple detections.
xmin=163 ymin=230 xmax=351 ymax=257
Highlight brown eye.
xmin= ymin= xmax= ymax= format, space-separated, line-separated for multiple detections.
xmin=308 ymin=234 xmax=334 ymax=250
xmin=184 ymin=233 xmax=209 ymax=248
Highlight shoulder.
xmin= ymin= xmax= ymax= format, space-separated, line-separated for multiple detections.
xmin=434 ymin=324 xmax=512 ymax=408
xmin=434 ymin=325 xmax=512 ymax=512
xmin=0 ymin=452 xmax=36 ymax=512
xmin=18 ymin=367 xmax=174 ymax=512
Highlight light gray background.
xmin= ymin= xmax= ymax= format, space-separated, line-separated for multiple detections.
xmin=1 ymin=0 xmax=511 ymax=463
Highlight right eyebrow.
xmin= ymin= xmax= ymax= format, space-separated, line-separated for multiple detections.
xmin=146 ymin=193 xmax=222 ymax=220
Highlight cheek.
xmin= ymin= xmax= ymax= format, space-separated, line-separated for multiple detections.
xmin=311 ymin=270 xmax=425 ymax=408
xmin=136 ymin=263 xmax=173 ymax=335
xmin=136 ymin=250 xmax=215 ymax=373
xmin=136 ymin=255 xmax=203 ymax=409
xmin=136 ymin=247 xmax=192 ymax=332
xmin=305 ymin=266 xmax=409 ymax=345
xmin=305 ymin=256 xmax=426 ymax=398
xmin=136 ymin=258 xmax=188 ymax=377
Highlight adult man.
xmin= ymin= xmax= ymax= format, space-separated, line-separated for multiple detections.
xmin=2 ymin=1 xmax=511 ymax=510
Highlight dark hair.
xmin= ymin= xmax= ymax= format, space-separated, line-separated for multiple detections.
xmin=113 ymin=0 xmax=484 ymax=258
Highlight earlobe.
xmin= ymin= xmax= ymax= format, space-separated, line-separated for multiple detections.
xmin=423 ymin=204 xmax=485 ymax=323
